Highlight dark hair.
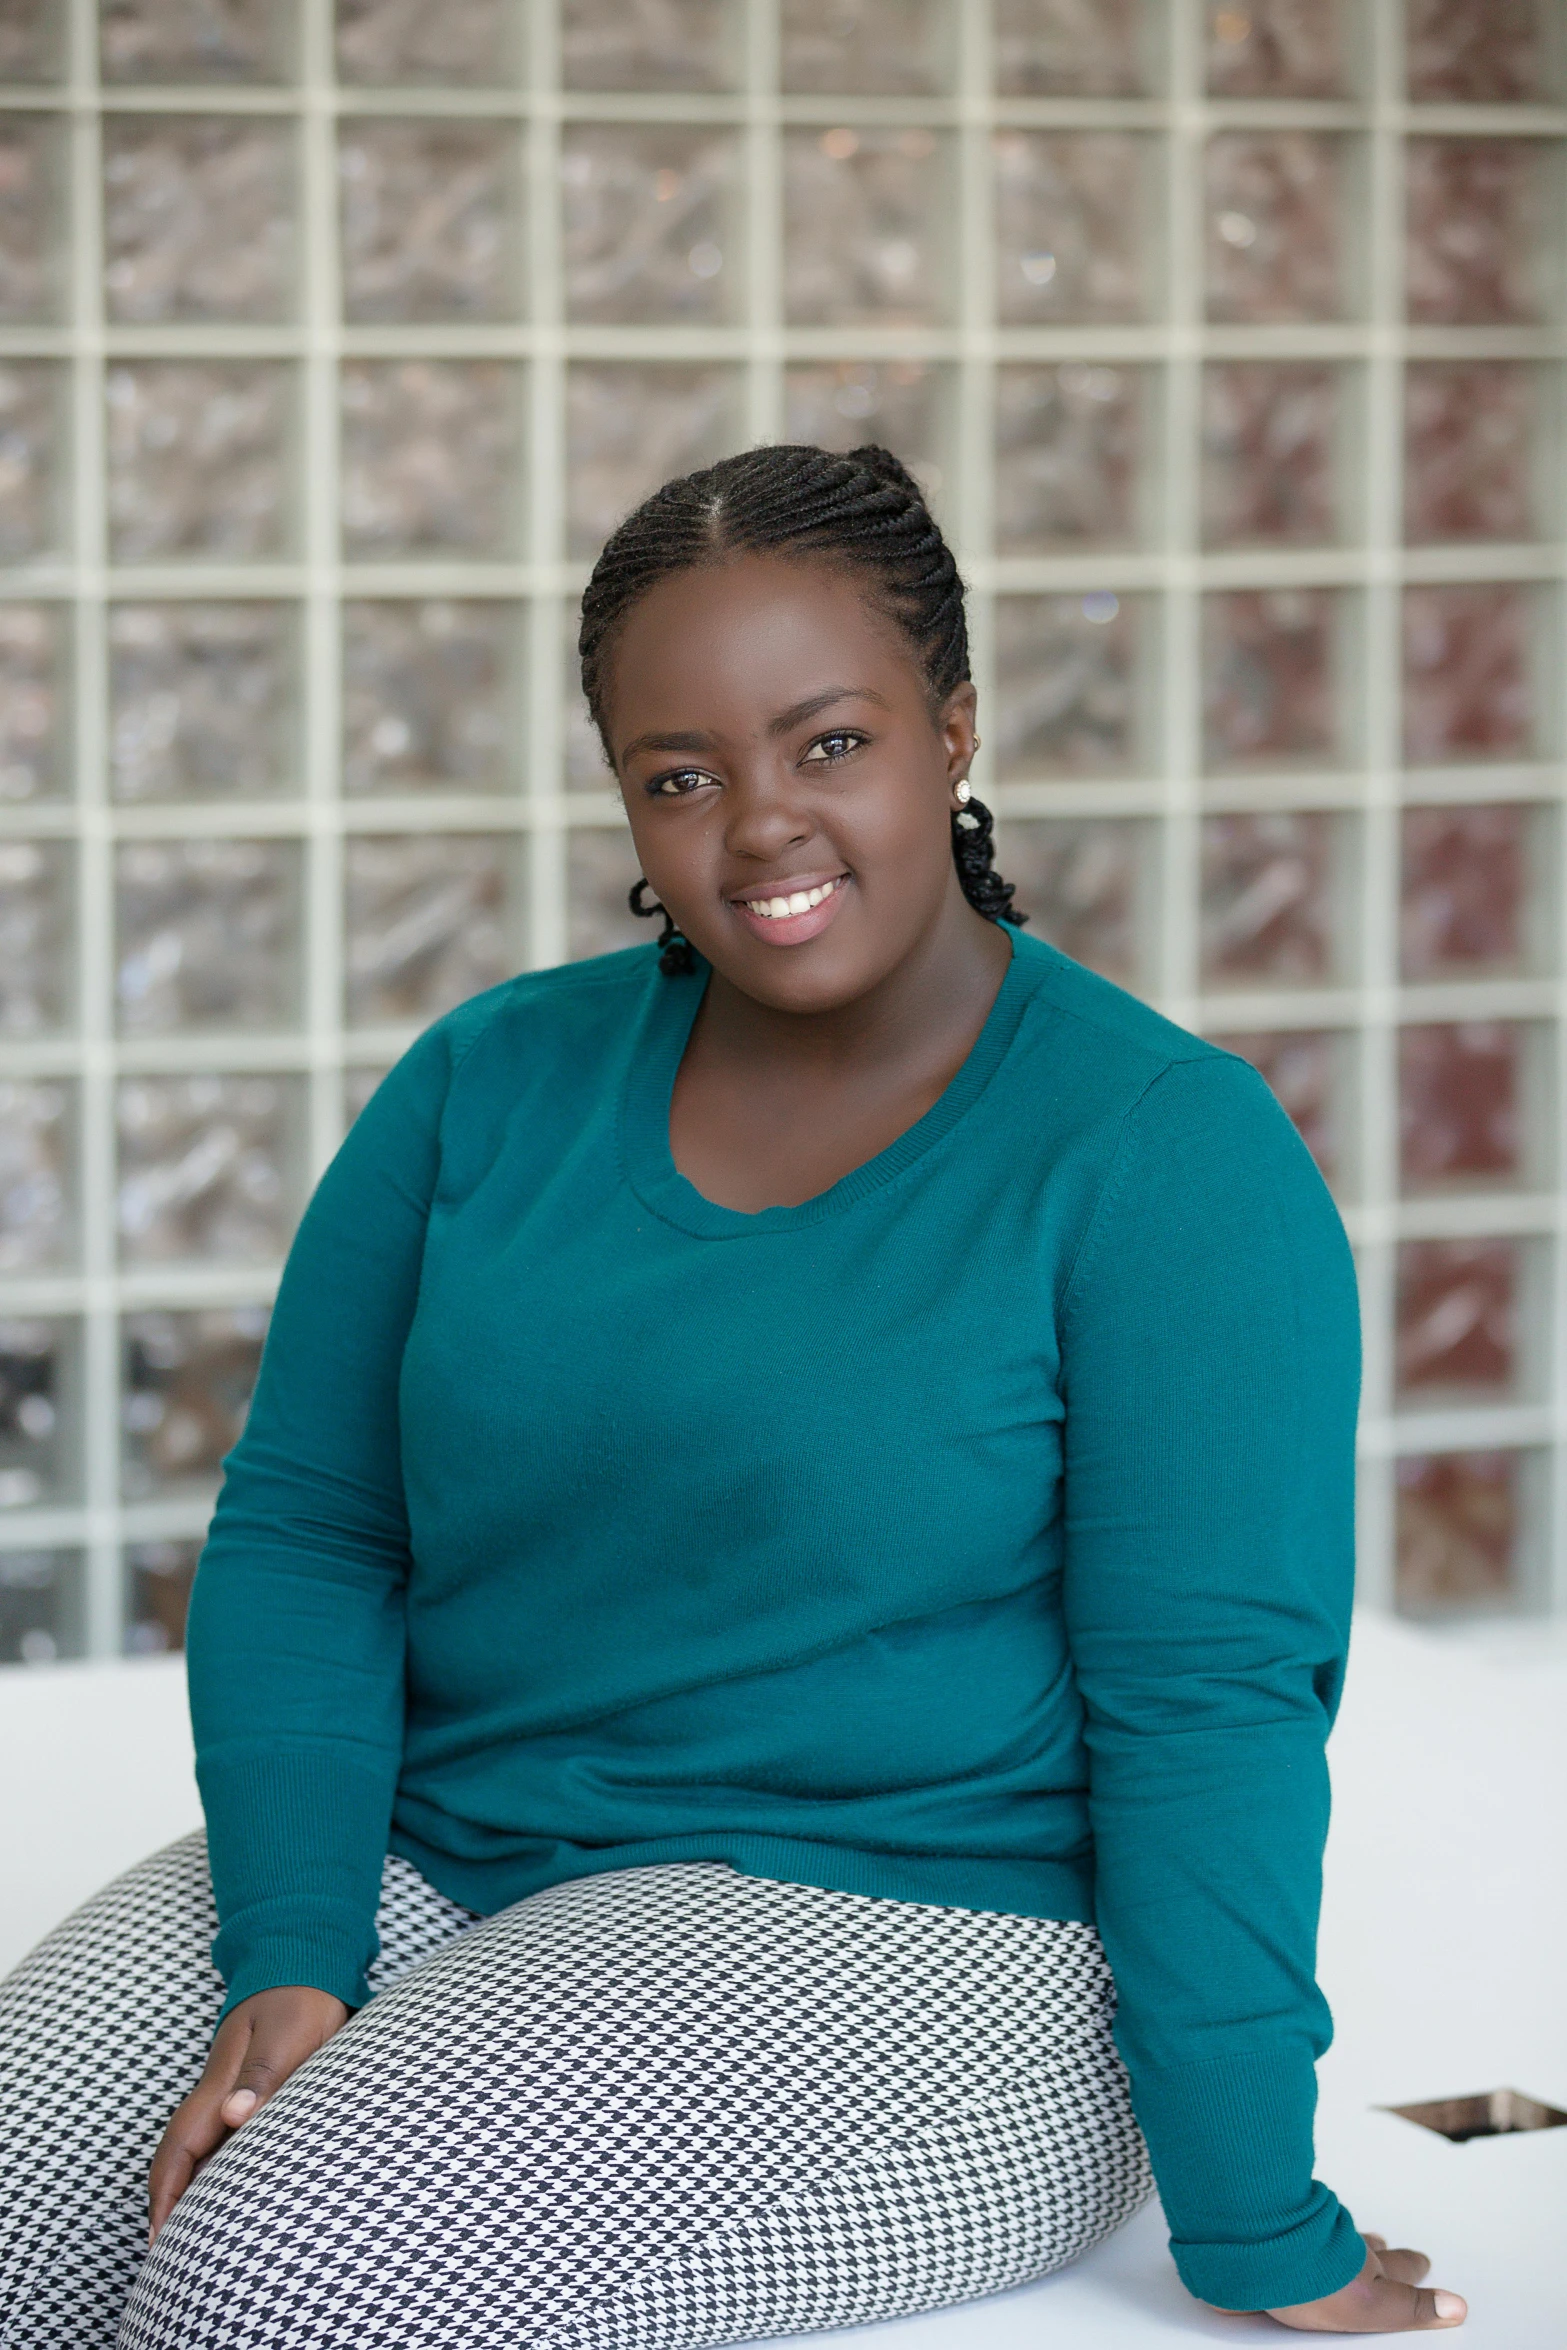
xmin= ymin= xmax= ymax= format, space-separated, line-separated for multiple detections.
xmin=578 ymin=442 xmax=1026 ymax=974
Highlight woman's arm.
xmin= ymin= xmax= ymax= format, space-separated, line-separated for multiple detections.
xmin=186 ymin=999 xmax=490 ymax=2020
xmin=1059 ymin=1052 xmax=1374 ymax=2315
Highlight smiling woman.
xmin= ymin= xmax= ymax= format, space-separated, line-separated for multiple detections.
xmin=0 ymin=446 xmax=1464 ymax=2349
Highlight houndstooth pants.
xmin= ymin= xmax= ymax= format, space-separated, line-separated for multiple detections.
xmin=0 ymin=1832 xmax=1151 ymax=2349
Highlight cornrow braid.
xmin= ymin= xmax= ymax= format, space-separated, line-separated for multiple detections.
xmin=579 ymin=442 xmax=1026 ymax=973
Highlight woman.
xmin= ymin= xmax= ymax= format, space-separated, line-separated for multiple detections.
xmin=0 ymin=446 xmax=1463 ymax=2346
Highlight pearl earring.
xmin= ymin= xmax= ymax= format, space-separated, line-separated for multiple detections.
xmin=954 ymin=780 xmax=972 ymax=804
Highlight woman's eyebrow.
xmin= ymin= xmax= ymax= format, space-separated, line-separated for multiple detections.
xmin=619 ymin=687 xmax=890 ymax=765
xmin=618 ymin=728 xmax=713 ymax=761
xmin=767 ymin=686 xmax=890 ymax=736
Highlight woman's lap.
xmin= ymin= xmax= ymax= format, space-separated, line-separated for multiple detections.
xmin=1 ymin=1843 xmax=1151 ymax=2350
xmin=0 ymin=1832 xmax=474 ymax=2350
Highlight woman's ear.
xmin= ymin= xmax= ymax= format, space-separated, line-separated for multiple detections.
xmin=939 ymin=682 xmax=979 ymax=783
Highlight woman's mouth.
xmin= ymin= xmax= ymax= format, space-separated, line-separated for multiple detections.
xmin=730 ymin=872 xmax=850 ymax=946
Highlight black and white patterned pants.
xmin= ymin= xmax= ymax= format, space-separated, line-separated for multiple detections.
xmin=0 ymin=1833 xmax=1151 ymax=2349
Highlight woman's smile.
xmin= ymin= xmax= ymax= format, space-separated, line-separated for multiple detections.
xmin=729 ymin=870 xmax=850 ymax=944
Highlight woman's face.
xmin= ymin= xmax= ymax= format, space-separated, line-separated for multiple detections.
xmin=600 ymin=552 xmax=981 ymax=1015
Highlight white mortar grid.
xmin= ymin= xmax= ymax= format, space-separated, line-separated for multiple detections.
xmin=0 ymin=1 xmax=1563 ymax=1642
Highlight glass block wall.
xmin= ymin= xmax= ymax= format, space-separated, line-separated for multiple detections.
xmin=1 ymin=0 xmax=1565 ymax=1662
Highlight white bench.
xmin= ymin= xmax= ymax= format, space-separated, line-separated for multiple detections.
xmin=3 ymin=1612 xmax=1563 ymax=2346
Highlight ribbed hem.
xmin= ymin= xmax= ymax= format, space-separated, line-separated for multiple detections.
xmin=387 ymin=1823 xmax=1096 ymax=1932
xmin=1128 ymin=2044 xmax=1363 ymax=2312
xmin=198 ymin=1741 xmax=397 ymax=2020
xmin=214 ymin=1910 xmax=374 ymax=2020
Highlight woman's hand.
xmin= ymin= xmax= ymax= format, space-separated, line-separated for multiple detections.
xmin=1210 ymin=2235 xmax=1466 ymax=2332
xmin=148 ymin=1985 xmax=349 ymax=2243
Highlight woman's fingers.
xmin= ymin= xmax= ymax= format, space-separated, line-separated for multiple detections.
xmin=1263 ymin=2241 xmax=1465 ymax=2332
xmin=147 ymin=2077 xmax=239 ymax=2241
xmin=1376 ymin=2247 xmax=1433 ymax=2287
xmin=146 ymin=1986 xmax=350 ymax=2243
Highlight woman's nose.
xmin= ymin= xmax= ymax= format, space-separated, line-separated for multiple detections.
xmin=722 ymin=766 xmax=813 ymax=860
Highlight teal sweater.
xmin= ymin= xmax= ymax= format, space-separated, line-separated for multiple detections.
xmin=187 ymin=928 xmax=1365 ymax=2312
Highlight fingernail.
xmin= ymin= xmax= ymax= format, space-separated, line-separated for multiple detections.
xmin=224 ymin=2090 xmax=258 ymax=2118
xmin=1434 ymin=2291 xmax=1465 ymax=2320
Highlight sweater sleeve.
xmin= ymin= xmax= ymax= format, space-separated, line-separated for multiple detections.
xmin=1059 ymin=1051 xmax=1365 ymax=2314
xmin=185 ymin=1010 xmax=468 ymax=2018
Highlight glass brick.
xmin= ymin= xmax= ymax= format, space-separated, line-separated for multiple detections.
xmin=1401 ymin=804 xmax=1535 ymax=980
xmin=0 ymin=2 xmax=61 ymax=80
xmin=0 ymin=1548 xmax=83 ymax=1665
xmin=339 ymin=120 xmax=520 ymax=324
xmin=1201 ymin=812 xmax=1340 ymax=985
xmin=121 ymin=1304 xmax=267 ymax=1499
xmin=0 ymin=116 xmax=64 ymax=325
xmin=0 ymin=840 xmax=70 ymax=1036
xmin=343 ymin=834 xmax=523 ymax=1026
xmin=0 ymin=362 xmax=63 ymax=564
xmin=1404 ymin=365 xmax=1539 ymax=545
xmin=781 ymin=0 xmax=949 ymax=94
xmin=106 ymin=363 xmax=292 ymax=564
xmin=1406 ymin=0 xmax=1552 ymax=103
xmin=103 ymin=118 xmax=293 ymax=326
xmin=116 ymin=839 xmax=300 ymax=1035
xmin=988 ymin=818 xmax=1153 ymax=989
xmin=1205 ymin=134 xmax=1348 ymax=324
xmin=783 ymin=362 xmax=947 ymax=501
xmin=335 ymin=0 xmax=512 ymax=82
xmin=1202 ymin=590 xmax=1340 ymax=769
xmin=125 ymin=1537 xmax=203 ymax=1656
xmin=1201 ymin=364 xmax=1339 ymax=548
xmin=0 ymin=606 xmax=64 ymax=802
xmin=343 ymin=1064 xmax=390 ymax=1125
xmin=568 ymin=827 xmax=647 ymax=962
xmin=785 ymin=127 xmax=950 ymax=328
xmin=1206 ymin=0 xmax=1348 ymax=96
xmin=994 ymin=364 xmax=1143 ymax=553
xmin=344 ymin=602 xmax=519 ymax=795
xmin=1395 ymin=1450 xmax=1527 ymax=1612
xmin=563 ymin=0 xmax=735 ymax=89
xmin=0 ymin=1318 xmax=76 ymax=1512
xmin=1209 ymin=1030 xmax=1346 ymax=1186
xmin=566 ymin=363 xmax=742 ymax=559
xmin=994 ymin=593 xmax=1145 ymax=777
xmin=994 ymin=133 xmax=1148 ymax=326
xmin=109 ymin=603 xmax=293 ymax=802
xmin=101 ymin=0 xmax=292 ymax=82
xmin=993 ymin=0 xmax=1144 ymax=95
xmin=1396 ymin=1238 xmax=1520 ymax=1400
xmin=340 ymin=362 xmax=521 ymax=559
xmin=1402 ymin=585 xmax=1535 ymax=765
xmin=1399 ymin=1020 xmax=1529 ymax=1190
xmin=0 ymin=1080 xmax=72 ymax=1272
xmin=1406 ymin=142 xmax=1547 ymax=327
xmin=116 ymin=1074 xmax=300 ymax=1265
xmin=563 ymin=127 xmax=740 ymax=326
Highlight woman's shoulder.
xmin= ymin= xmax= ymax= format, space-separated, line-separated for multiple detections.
xmin=1008 ymin=930 xmax=1239 ymax=1103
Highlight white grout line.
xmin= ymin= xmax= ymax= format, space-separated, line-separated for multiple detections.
xmin=1 ymin=7 xmax=1565 ymax=1643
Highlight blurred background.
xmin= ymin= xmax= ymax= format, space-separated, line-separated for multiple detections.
xmin=1 ymin=0 xmax=1565 ymax=1669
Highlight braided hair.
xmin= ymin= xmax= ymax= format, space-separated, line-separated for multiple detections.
xmin=578 ymin=442 xmax=1026 ymax=974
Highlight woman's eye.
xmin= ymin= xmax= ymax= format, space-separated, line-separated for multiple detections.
xmin=801 ymin=730 xmax=866 ymax=765
xmin=648 ymin=768 xmax=715 ymax=798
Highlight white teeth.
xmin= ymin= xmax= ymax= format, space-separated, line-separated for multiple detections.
xmin=744 ymin=877 xmax=841 ymax=919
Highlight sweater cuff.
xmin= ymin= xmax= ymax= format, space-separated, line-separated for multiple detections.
xmin=197 ymin=1741 xmax=397 ymax=2021
xmin=213 ymin=1901 xmax=377 ymax=2019
xmin=1128 ymin=2044 xmax=1365 ymax=2312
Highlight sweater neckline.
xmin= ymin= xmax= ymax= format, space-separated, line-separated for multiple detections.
xmin=619 ymin=927 xmax=1029 ymax=1238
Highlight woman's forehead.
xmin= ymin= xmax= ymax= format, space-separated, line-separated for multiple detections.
xmin=607 ymin=554 xmax=919 ymax=705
